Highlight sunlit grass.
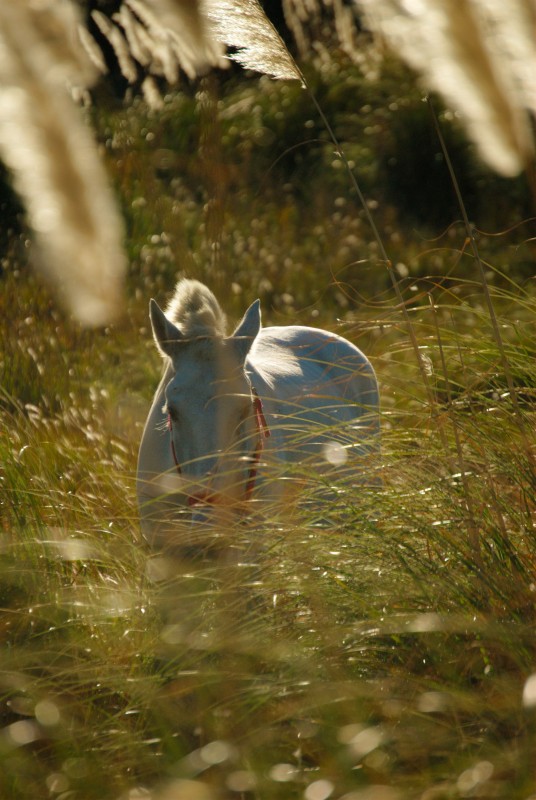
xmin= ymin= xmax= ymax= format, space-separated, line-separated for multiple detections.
xmin=2 ymin=258 xmax=535 ymax=798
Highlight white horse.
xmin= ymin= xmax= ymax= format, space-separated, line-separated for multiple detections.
xmin=137 ymin=279 xmax=379 ymax=550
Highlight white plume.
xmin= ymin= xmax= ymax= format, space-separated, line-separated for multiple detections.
xmin=355 ymin=0 xmax=536 ymax=176
xmin=0 ymin=2 xmax=126 ymax=326
xmin=206 ymin=0 xmax=303 ymax=83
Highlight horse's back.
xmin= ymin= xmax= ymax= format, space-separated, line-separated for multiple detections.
xmin=248 ymin=325 xmax=378 ymax=411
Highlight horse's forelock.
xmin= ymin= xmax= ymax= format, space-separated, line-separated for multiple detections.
xmin=166 ymin=279 xmax=227 ymax=338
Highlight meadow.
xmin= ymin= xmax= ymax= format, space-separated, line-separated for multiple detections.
xmin=1 ymin=54 xmax=536 ymax=799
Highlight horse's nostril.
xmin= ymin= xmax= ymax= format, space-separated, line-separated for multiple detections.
xmin=188 ymin=491 xmax=213 ymax=507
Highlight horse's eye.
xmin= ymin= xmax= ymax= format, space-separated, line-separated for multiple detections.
xmin=165 ymin=406 xmax=178 ymax=422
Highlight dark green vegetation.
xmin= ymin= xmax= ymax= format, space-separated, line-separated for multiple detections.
xmin=1 ymin=57 xmax=535 ymax=799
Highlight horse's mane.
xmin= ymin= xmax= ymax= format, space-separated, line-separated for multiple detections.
xmin=247 ymin=333 xmax=302 ymax=391
xmin=166 ymin=279 xmax=227 ymax=338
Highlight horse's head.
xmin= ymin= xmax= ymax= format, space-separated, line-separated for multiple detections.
xmin=149 ymin=296 xmax=264 ymax=506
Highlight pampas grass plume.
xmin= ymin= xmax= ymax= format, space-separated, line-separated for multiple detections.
xmin=207 ymin=0 xmax=304 ymax=83
xmin=0 ymin=2 xmax=126 ymax=326
xmin=355 ymin=0 xmax=535 ymax=176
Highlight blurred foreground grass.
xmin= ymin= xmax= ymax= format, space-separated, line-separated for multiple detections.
xmin=1 ymin=59 xmax=536 ymax=799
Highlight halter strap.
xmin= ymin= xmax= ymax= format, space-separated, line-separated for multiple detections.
xmin=244 ymin=388 xmax=270 ymax=500
xmin=167 ymin=385 xmax=270 ymax=505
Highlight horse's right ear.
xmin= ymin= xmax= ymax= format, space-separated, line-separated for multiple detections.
xmin=231 ymin=298 xmax=261 ymax=361
xmin=149 ymin=299 xmax=183 ymax=358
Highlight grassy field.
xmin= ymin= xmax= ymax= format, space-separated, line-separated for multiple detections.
xmin=1 ymin=56 xmax=536 ymax=799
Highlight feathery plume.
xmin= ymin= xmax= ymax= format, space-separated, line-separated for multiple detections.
xmin=355 ymin=0 xmax=535 ymax=176
xmin=113 ymin=5 xmax=153 ymax=68
xmin=206 ymin=0 xmax=304 ymax=83
xmin=92 ymin=10 xmax=139 ymax=83
xmin=142 ymin=75 xmax=165 ymax=109
xmin=126 ymin=0 xmax=225 ymax=79
xmin=0 ymin=3 xmax=126 ymax=325
xmin=78 ymin=23 xmax=109 ymax=75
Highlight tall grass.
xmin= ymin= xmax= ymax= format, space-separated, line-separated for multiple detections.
xmin=2 ymin=59 xmax=536 ymax=800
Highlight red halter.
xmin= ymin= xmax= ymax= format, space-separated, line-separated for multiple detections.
xmin=167 ymin=386 xmax=270 ymax=507
xmin=244 ymin=388 xmax=270 ymax=500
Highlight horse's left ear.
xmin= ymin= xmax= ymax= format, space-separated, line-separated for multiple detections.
xmin=149 ymin=298 xmax=184 ymax=358
xmin=231 ymin=299 xmax=261 ymax=361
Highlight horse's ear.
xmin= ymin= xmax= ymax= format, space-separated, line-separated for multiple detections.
xmin=149 ymin=298 xmax=184 ymax=358
xmin=231 ymin=299 xmax=261 ymax=361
